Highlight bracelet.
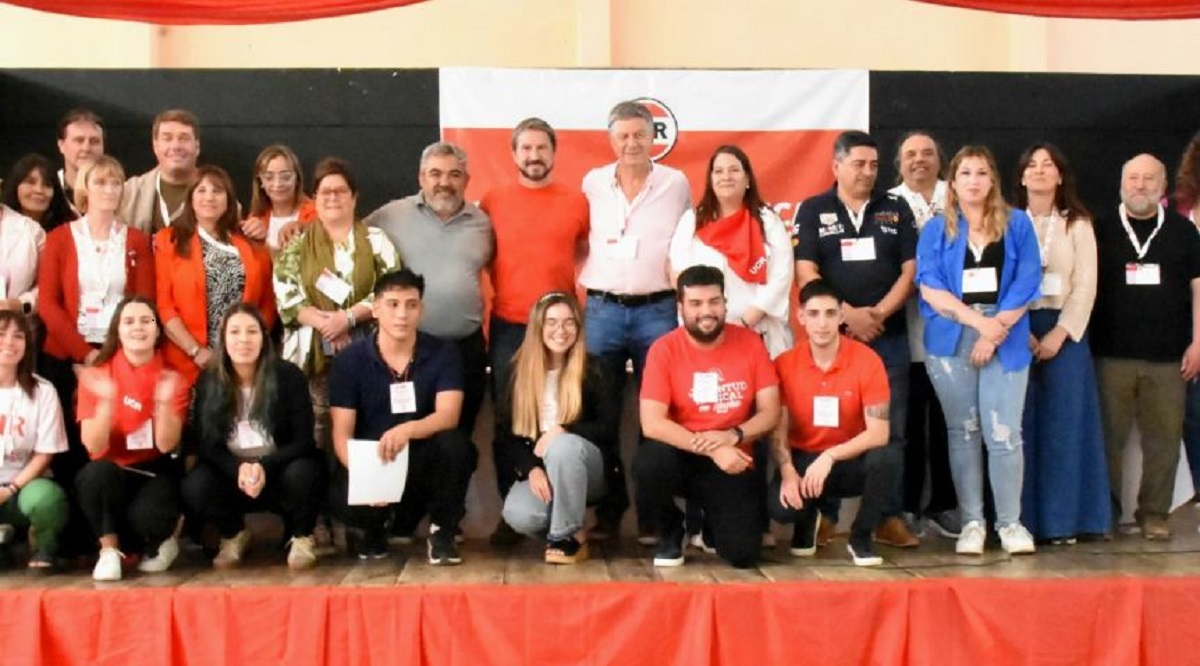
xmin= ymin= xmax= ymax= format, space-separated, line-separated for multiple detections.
xmin=345 ymin=308 xmax=357 ymax=329
xmin=3 ymin=482 xmax=19 ymax=496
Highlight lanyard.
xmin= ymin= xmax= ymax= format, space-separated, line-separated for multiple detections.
xmin=1027 ymin=209 xmax=1059 ymax=268
xmin=155 ymin=173 xmax=186 ymax=227
xmin=1118 ymin=203 xmax=1164 ymax=261
xmin=843 ymin=199 xmax=868 ymax=234
xmin=376 ymin=336 xmax=415 ymax=382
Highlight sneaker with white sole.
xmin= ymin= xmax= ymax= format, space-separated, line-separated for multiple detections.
xmin=653 ymin=531 xmax=685 ymax=567
xmin=287 ymin=535 xmax=318 ymax=570
xmin=93 ymin=547 xmax=124 ymax=581
xmin=998 ymin=522 xmax=1036 ymax=555
xmin=212 ymin=530 xmax=251 ymax=569
xmin=956 ymin=520 xmax=986 ymax=555
xmin=847 ymin=536 xmax=884 ymax=567
xmin=925 ymin=510 xmax=963 ymax=539
xmin=138 ymin=537 xmax=179 ymax=573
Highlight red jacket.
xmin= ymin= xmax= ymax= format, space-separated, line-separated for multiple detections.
xmin=153 ymin=229 xmax=277 ymax=385
xmin=38 ymin=224 xmax=155 ymax=362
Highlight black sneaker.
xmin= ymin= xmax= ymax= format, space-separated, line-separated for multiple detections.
xmin=357 ymin=528 xmax=389 ymax=560
xmin=488 ymin=520 xmax=524 ymax=548
xmin=428 ymin=530 xmax=462 ymax=566
xmin=652 ymin=531 xmax=685 ymax=567
xmin=790 ymin=507 xmax=819 ymax=557
xmin=847 ymin=535 xmax=883 ymax=567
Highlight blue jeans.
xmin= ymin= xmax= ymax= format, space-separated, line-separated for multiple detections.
xmin=925 ymin=312 xmax=1029 ymax=527
xmin=868 ymin=333 xmax=910 ymax=518
xmin=584 ymin=295 xmax=677 ymax=528
xmin=1183 ymin=379 xmax=1200 ymax=495
xmin=502 ymin=433 xmax=607 ymax=540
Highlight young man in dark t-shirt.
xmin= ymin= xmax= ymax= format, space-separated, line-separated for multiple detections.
xmin=329 ymin=269 xmax=477 ymax=564
xmin=1092 ymin=153 xmax=1200 ymax=540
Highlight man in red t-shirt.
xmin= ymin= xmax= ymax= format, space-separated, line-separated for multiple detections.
xmin=770 ymin=279 xmax=895 ymax=567
xmin=637 ymin=265 xmax=780 ymax=568
xmin=480 ymin=118 xmax=592 ymax=545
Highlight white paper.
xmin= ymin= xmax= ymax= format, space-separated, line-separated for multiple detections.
xmin=126 ymin=418 xmax=154 ymax=450
xmin=315 ymin=268 xmax=353 ymax=304
xmin=692 ymin=372 xmax=719 ymax=404
xmin=962 ymin=267 xmax=998 ymax=294
xmin=1124 ymin=263 xmax=1161 ymax=286
xmin=347 ymin=438 xmax=409 ymax=505
xmin=1040 ymin=272 xmax=1063 ymax=297
xmin=390 ymin=382 xmax=417 ymax=414
xmin=813 ymin=396 xmax=839 ymax=428
xmin=604 ymin=235 xmax=638 ymax=260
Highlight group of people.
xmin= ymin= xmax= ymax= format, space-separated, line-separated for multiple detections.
xmin=0 ymin=99 xmax=1197 ymax=579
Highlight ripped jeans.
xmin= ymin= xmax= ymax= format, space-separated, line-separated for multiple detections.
xmin=925 ymin=314 xmax=1030 ymax=528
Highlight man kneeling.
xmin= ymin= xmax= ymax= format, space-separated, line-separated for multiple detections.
xmin=329 ymin=269 xmax=477 ymax=565
xmin=636 ymin=265 xmax=781 ymax=569
xmin=770 ymin=279 xmax=896 ymax=567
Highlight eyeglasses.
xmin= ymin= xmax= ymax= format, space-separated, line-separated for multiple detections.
xmin=259 ymin=171 xmax=296 ymax=185
xmin=544 ymin=318 xmax=578 ymax=332
xmin=315 ymin=187 xmax=351 ymax=199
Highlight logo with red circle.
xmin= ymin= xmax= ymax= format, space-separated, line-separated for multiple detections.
xmin=633 ymin=97 xmax=679 ymax=162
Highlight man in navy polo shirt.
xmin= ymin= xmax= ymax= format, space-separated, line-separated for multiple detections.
xmin=793 ymin=130 xmax=919 ymax=548
xmin=328 ymin=269 xmax=478 ymax=564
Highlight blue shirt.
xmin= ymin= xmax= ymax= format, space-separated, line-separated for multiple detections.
xmin=915 ymin=209 xmax=1041 ymax=371
xmin=328 ymin=331 xmax=464 ymax=441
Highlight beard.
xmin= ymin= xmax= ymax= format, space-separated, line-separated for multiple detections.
xmin=518 ymin=161 xmax=552 ymax=182
xmin=685 ymin=317 xmax=724 ymax=344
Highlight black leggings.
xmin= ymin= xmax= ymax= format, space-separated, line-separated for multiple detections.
xmin=75 ymin=458 xmax=180 ymax=555
xmin=181 ymin=456 xmax=325 ymax=539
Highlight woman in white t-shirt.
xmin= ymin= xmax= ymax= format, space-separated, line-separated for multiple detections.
xmin=246 ymin=145 xmax=318 ymax=256
xmin=0 ymin=310 xmax=69 ymax=571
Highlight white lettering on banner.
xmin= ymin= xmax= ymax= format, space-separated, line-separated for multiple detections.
xmin=748 ymin=256 xmax=768 ymax=276
xmin=123 ymin=396 xmax=143 ymax=412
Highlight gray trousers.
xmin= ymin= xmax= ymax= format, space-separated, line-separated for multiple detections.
xmin=502 ymin=433 xmax=606 ymax=540
xmin=1095 ymin=357 xmax=1184 ymax=522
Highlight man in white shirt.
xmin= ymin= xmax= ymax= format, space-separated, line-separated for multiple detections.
xmin=579 ymin=100 xmax=692 ymax=540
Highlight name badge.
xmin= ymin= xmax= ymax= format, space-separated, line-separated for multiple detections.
xmin=604 ymin=235 xmax=639 ymax=260
xmin=80 ymin=292 xmax=115 ymax=331
xmin=1040 ymin=272 xmax=1063 ymax=297
xmin=126 ymin=418 xmax=154 ymax=451
xmin=962 ymin=267 xmax=998 ymax=294
xmin=839 ymin=237 xmax=877 ymax=262
xmin=315 ymin=268 xmax=353 ymax=304
xmin=692 ymin=372 xmax=720 ymax=405
xmin=236 ymin=420 xmax=266 ymax=450
xmin=390 ymin=381 xmax=417 ymax=414
xmin=813 ymin=396 xmax=839 ymax=428
xmin=1125 ymin=263 xmax=1161 ymax=286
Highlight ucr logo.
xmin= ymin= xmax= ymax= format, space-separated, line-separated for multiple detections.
xmin=633 ymin=97 xmax=678 ymax=162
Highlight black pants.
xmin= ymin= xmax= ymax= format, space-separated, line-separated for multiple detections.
xmin=181 ymin=456 xmax=325 ymax=539
xmin=904 ymin=363 xmax=957 ymax=515
xmin=634 ymin=439 xmax=763 ymax=568
xmin=768 ymin=445 xmax=899 ymax=541
xmin=452 ymin=328 xmax=488 ymax=438
xmin=75 ymin=458 xmax=181 ymax=555
xmin=330 ymin=429 xmax=477 ymax=536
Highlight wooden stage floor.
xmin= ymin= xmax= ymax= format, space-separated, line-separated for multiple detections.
xmin=5 ymin=506 xmax=1200 ymax=590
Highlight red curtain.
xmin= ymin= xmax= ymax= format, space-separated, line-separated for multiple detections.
xmin=916 ymin=0 xmax=1200 ymax=19
xmin=3 ymin=0 xmax=429 ymax=25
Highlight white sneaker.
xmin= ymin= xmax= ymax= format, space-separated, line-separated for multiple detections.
xmin=287 ymin=535 xmax=318 ymax=570
xmin=998 ymin=523 xmax=1036 ymax=555
xmin=212 ymin=530 xmax=251 ymax=569
xmin=93 ymin=547 xmax=124 ymax=581
xmin=956 ymin=520 xmax=986 ymax=555
xmin=138 ymin=537 xmax=179 ymax=573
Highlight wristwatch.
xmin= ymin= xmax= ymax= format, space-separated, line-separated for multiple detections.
xmin=729 ymin=426 xmax=745 ymax=444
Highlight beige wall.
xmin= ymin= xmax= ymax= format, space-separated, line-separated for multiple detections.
xmin=1 ymin=0 xmax=1199 ymax=73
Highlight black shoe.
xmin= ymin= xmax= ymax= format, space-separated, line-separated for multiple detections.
xmin=847 ymin=535 xmax=883 ymax=567
xmin=488 ymin=521 xmax=524 ymax=548
xmin=357 ymin=528 xmax=389 ymax=560
xmin=789 ymin=507 xmax=819 ymax=557
xmin=428 ymin=530 xmax=462 ymax=566
xmin=652 ymin=531 xmax=685 ymax=567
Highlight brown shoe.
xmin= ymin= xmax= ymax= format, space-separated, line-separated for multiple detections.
xmin=1141 ymin=516 xmax=1172 ymax=541
xmin=873 ymin=516 xmax=920 ymax=548
xmin=817 ymin=516 xmax=836 ymax=547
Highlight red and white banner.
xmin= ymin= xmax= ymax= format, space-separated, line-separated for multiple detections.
xmin=440 ymin=68 xmax=869 ymax=225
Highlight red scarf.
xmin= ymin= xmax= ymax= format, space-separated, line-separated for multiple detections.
xmin=695 ymin=207 xmax=767 ymax=284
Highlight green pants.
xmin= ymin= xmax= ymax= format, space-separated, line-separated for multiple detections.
xmin=0 ymin=477 xmax=68 ymax=557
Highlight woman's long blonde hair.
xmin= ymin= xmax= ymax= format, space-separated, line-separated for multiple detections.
xmin=510 ymin=292 xmax=588 ymax=440
xmin=944 ymin=145 xmax=1010 ymax=242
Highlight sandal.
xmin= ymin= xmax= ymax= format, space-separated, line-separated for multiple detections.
xmin=545 ymin=537 xmax=589 ymax=565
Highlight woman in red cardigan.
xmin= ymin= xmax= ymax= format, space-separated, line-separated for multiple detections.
xmin=37 ymin=155 xmax=155 ymax=500
xmin=155 ymin=165 xmax=276 ymax=387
